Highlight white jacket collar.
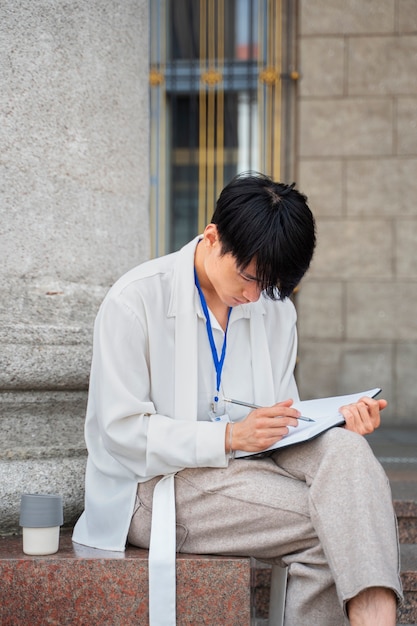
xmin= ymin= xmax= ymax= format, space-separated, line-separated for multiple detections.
xmin=167 ymin=235 xmax=267 ymax=320
xmin=168 ymin=236 xmax=273 ymax=419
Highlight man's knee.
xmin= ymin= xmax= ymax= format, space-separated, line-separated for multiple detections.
xmin=318 ymin=427 xmax=379 ymax=469
xmin=321 ymin=425 xmax=369 ymax=449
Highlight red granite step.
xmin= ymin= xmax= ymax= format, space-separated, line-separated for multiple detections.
xmin=393 ymin=492 xmax=417 ymax=544
xmin=401 ymin=544 xmax=417 ymax=624
xmin=397 ymin=500 xmax=417 ymax=544
xmin=1 ymin=497 xmax=416 ymax=625
xmin=0 ymin=532 xmax=252 ymax=626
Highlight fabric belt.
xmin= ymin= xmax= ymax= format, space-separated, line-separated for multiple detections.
xmin=149 ymin=473 xmax=177 ymax=625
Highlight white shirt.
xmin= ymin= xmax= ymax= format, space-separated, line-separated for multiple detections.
xmin=73 ymin=235 xmax=299 ymax=552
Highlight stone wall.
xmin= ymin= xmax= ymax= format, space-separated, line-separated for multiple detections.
xmin=296 ymin=0 xmax=417 ymax=423
xmin=0 ymin=0 xmax=149 ymax=532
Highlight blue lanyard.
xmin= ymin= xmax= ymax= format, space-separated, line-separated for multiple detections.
xmin=194 ymin=267 xmax=232 ymax=405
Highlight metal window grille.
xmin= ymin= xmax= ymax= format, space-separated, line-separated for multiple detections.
xmin=149 ymin=0 xmax=297 ymax=256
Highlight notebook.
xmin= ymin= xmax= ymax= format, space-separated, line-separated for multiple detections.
xmin=235 ymin=388 xmax=382 ymax=458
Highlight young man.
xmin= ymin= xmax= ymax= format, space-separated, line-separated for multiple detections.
xmin=73 ymin=173 xmax=402 ymax=625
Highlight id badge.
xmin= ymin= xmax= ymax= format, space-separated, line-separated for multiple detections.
xmin=208 ymin=411 xmax=230 ymax=423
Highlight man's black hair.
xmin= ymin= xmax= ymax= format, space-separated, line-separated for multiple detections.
xmin=210 ymin=172 xmax=316 ymax=300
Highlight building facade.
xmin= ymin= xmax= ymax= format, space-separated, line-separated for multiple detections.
xmin=296 ymin=0 xmax=417 ymax=423
xmin=1 ymin=0 xmax=416 ymax=533
xmin=149 ymin=0 xmax=417 ymax=423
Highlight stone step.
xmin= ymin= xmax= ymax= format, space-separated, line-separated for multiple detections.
xmin=0 ymin=532 xmax=252 ymax=626
xmin=397 ymin=499 xmax=417 ymax=544
xmin=401 ymin=544 xmax=417 ymax=624
xmin=367 ymin=427 xmax=417 ymax=546
xmin=0 ymin=533 xmax=416 ymax=625
xmin=1 ymin=416 xmax=416 ymax=622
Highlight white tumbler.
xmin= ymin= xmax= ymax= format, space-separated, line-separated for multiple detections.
xmin=19 ymin=493 xmax=63 ymax=555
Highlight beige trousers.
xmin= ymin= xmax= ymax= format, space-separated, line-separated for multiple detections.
xmin=128 ymin=427 xmax=402 ymax=625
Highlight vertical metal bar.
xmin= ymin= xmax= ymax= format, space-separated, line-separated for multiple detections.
xmin=150 ymin=0 xmax=167 ymax=257
xmin=159 ymin=0 xmax=167 ymax=255
xmin=206 ymin=0 xmax=216 ymax=224
xmin=258 ymin=0 xmax=283 ymax=180
xmin=149 ymin=0 xmax=157 ymax=257
xmin=266 ymin=0 xmax=273 ymax=176
xmin=248 ymin=0 xmax=254 ymax=172
xmin=216 ymin=0 xmax=225 ymax=203
xmin=257 ymin=0 xmax=266 ymax=174
xmin=198 ymin=0 xmax=207 ymax=233
xmin=273 ymin=0 xmax=283 ymax=181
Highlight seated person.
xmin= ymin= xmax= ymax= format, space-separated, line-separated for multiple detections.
xmin=73 ymin=173 xmax=402 ymax=625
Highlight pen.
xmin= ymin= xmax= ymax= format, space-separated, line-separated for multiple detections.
xmin=223 ymin=397 xmax=315 ymax=422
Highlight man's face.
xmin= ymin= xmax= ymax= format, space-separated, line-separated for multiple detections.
xmin=205 ymin=244 xmax=262 ymax=307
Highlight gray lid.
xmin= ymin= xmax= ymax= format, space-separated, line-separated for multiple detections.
xmin=19 ymin=493 xmax=63 ymax=528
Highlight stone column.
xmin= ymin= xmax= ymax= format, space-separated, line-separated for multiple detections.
xmin=0 ymin=0 xmax=149 ymax=533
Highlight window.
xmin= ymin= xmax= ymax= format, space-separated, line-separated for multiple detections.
xmin=149 ymin=0 xmax=296 ymax=255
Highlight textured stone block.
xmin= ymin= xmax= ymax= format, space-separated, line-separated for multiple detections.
xmin=0 ymin=343 xmax=91 ymax=390
xmin=398 ymin=0 xmax=417 ymax=33
xmin=299 ymin=37 xmax=345 ymax=97
xmin=297 ymin=280 xmax=344 ymax=340
xmin=396 ymin=502 xmax=417 ymax=544
xmin=338 ymin=345 xmax=394 ymax=404
xmin=299 ymin=0 xmax=395 ymax=35
xmin=298 ymin=159 xmax=344 ymax=217
xmin=0 ymin=389 xmax=87 ymax=535
xmin=346 ymin=158 xmax=417 ymax=217
xmin=396 ymin=220 xmax=417 ymax=277
xmin=0 ymin=282 xmax=105 ymax=327
xmin=399 ymin=544 xmax=417 ymax=623
xmin=0 ymin=324 xmax=94 ymax=389
xmin=0 ymin=391 xmax=87 ymax=461
xmin=396 ymin=343 xmax=417 ymax=422
xmin=347 ymin=282 xmax=417 ymax=340
xmin=0 ymin=457 xmax=86 ymax=535
xmin=296 ymin=341 xmax=395 ymax=420
xmin=0 ymin=1 xmax=149 ymax=289
xmin=296 ymin=341 xmax=344 ymax=400
xmin=397 ymin=97 xmax=417 ymax=155
xmin=296 ymin=339 xmax=394 ymax=423
xmin=299 ymin=99 xmax=393 ymax=157
xmin=348 ymin=35 xmax=417 ymax=95
xmin=307 ymin=219 xmax=392 ymax=279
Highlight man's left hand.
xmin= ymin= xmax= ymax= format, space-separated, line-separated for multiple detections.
xmin=339 ymin=396 xmax=388 ymax=435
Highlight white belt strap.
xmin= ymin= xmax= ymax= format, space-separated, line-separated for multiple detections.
xmin=149 ymin=473 xmax=177 ymax=626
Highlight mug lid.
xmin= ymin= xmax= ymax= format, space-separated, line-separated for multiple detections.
xmin=19 ymin=493 xmax=63 ymax=528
